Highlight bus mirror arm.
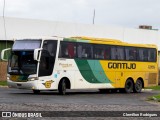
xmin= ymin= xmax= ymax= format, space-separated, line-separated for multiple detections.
xmin=34 ymin=48 xmax=42 ymax=61
xmin=1 ymin=48 xmax=11 ymax=61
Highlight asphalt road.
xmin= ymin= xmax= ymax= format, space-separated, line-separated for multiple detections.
xmin=0 ymin=87 xmax=160 ymax=119
xmin=0 ymin=87 xmax=159 ymax=106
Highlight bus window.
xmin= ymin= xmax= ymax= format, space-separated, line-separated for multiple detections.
xmin=67 ymin=43 xmax=76 ymax=58
xmin=77 ymin=43 xmax=93 ymax=59
xmin=47 ymin=43 xmax=56 ymax=57
xmin=111 ymin=47 xmax=116 ymax=60
xmin=148 ymin=49 xmax=156 ymax=62
xmin=117 ymin=47 xmax=125 ymax=60
xmin=105 ymin=46 xmax=111 ymax=60
xmin=59 ymin=42 xmax=68 ymax=58
xmin=59 ymin=42 xmax=76 ymax=58
xmin=125 ymin=47 xmax=137 ymax=61
xmin=111 ymin=46 xmax=124 ymax=60
xmin=94 ymin=45 xmax=106 ymax=59
xmin=137 ymin=48 xmax=148 ymax=61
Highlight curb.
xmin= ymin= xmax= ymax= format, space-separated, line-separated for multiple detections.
xmin=142 ymin=89 xmax=153 ymax=91
xmin=0 ymin=86 xmax=8 ymax=88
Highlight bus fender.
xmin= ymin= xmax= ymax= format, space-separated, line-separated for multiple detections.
xmin=58 ymin=77 xmax=71 ymax=89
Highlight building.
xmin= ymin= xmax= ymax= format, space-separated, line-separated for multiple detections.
xmin=0 ymin=40 xmax=13 ymax=80
xmin=0 ymin=16 xmax=160 ymax=81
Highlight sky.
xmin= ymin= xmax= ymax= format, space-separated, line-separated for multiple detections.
xmin=0 ymin=0 xmax=160 ymax=29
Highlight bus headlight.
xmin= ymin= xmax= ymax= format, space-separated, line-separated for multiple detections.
xmin=28 ymin=77 xmax=38 ymax=81
xmin=7 ymin=75 xmax=10 ymax=80
xmin=7 ymin=77 xmax=10 ymax=80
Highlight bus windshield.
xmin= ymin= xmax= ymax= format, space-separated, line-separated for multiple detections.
xmin=8 ymin=39 xmax=41 ymax=75
xmin=8 ymin=51 xmax=38 ymax=75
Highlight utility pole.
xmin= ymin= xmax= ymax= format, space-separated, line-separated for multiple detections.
xmin=93 ymin=9 xmax=95 ymax=25
xmin=3 ymin=0 xmax=7 ymax=40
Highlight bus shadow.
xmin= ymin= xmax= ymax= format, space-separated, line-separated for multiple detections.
xmin=10 ymin=89 xmax=137 ymax=96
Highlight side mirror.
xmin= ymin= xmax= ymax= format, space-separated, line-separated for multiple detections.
xmin=34 ymin=48 xmax=42 ymax=61
xmin=1 ymin=48 xmax=11 ymax=61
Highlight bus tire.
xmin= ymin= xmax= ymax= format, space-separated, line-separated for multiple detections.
xmin=124 ymin=79 xmax=133 ymax=93
xmin=133 ymin=79 xmax=143 ymax=93
xmin=33 ymin=90 xmax=40 ymax=94
xmin=58 ymin=79 xmax=66 ymax=95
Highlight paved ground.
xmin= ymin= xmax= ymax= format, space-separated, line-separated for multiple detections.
xmin=0 ymin=87 xmax=160 ymax=119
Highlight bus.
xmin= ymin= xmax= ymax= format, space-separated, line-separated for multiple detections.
xmin=1 ymin=36 xmax=158 ymax=95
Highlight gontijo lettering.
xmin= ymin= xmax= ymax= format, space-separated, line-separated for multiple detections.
xmin=108 ymin=62 xmax=136 ymax=69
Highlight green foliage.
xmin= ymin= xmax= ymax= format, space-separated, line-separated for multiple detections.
xmin=146 ymin=86 xmax=160 ymax=90
xmin=0 ymin=81 xmax=7 ymax=86
xmin=148 ymin=94 xmax=160 ymax=102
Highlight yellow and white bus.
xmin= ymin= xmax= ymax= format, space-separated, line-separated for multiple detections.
xmin=1 ymin=36 xmax=158 ymax=94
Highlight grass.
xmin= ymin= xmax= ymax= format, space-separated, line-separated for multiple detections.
xmin=145 ymin=86 xmax=160 ymax=90
xmin=0 ymin=81 xmax=7 ymax=86
xmin=146 ymin=85 xmax=160 ymax=102
xmin=153 ymin=95 xmax=160 ymax=99
xmin=148 ymin=94 xmax=160 ymax=102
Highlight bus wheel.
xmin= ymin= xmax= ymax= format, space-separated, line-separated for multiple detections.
xmin=33 ymin=90 xmax=40 ymax=94
xmin=133 ymin=79 xmax=142 ymax=93
xmin=58 ymin=79 xmax=66 ymax=95
xmin=124 ymin=79 xmax=133 ymax=93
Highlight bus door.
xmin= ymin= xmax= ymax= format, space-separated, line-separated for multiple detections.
xmin=38 ymin=40 xmax=57 ymax=89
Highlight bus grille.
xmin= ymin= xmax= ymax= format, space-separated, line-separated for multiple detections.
xmin=148 ymin=73 xmax=157 ymax=84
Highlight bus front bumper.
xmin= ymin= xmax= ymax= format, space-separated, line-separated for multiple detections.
xmin=7 ymin=80 xmax=38 ymax=90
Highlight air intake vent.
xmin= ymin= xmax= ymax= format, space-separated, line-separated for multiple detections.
xmin=148 ymin=73 xmax=157 ymax=84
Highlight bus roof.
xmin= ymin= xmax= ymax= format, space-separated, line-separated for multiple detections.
xmin=13 ymin=36 xmax=157 ymax=49
xmin=64 ymin=36 xmax=157 ymax=49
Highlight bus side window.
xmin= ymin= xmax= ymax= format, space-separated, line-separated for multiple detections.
xmin=117 ymin=47 xmax=125 ymax=60
xmin=77 ymin=43 xmax=93 ymax=59
xmin=138 ymin=49 xmax=143 ymax=61
xmin=111 ymin=46 xmax=124 ymax=60
xmin=111 ymin=47 xmax=117 ymax=60
xmin=67 ymin=43 xmax=76 ymax=58
xmin=94 ymin=45 xmax=105 ymax=59
xmin=148 ymin=49 xmax=156 ymax=62
xmin=82 ymin=48 xmax=87 ymax=58
xmin=138 ymin=48 xmax=148 ymax=61
xmin=143 ymin=49 xmax=148 ymax=61
xmin=77 ymin=45 xmax=82 ymax=58
xmin=105 ymin=46 xmax=111 ymax=60
xmin=59 ymin=42 xmax=76 ymax=58
xmin=100 ymin=50 xmax=105 ymax=59
xmin=61 ymin=43 xmax=68 ymax=58
xmin=125 ymin=47 xmax=137 ymax=61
